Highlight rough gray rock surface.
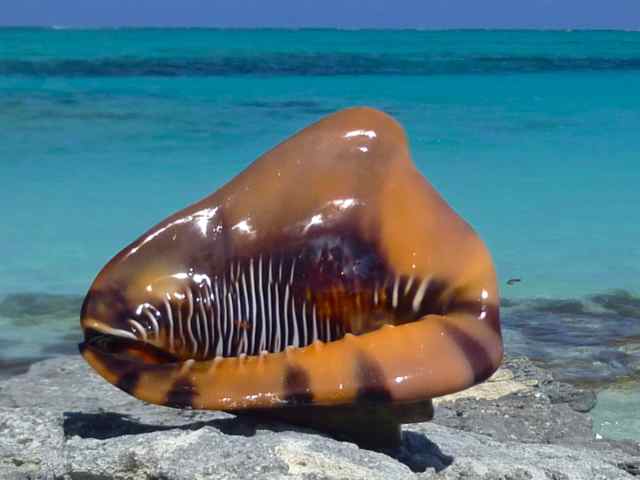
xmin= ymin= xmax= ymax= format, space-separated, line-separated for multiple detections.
xmin=432 ymin=358 xmax=598 ymax=445
xmin=0 ymin=355 xmax=638 ymax=479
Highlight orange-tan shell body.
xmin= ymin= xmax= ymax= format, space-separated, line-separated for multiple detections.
xmin=79 ymin=107 xmax=502 ymax=444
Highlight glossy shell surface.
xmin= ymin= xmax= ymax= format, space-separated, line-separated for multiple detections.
xmin=79 ymin=107 xmax=503 ymax=414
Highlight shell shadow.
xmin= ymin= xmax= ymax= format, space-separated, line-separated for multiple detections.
xmin=62 ymin=411 xmax=453 ymax=473
xmin=391 ymin=430 xmax=454 ymax=473
xmin=62 ymin=411 xmax=259 ymax=440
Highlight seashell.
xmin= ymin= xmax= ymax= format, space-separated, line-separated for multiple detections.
xmin=79 ymin=107 xmax=503 ymax=448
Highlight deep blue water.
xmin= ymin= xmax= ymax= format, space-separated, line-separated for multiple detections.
xmin=1 ymin=28 xmax=639 ymax=438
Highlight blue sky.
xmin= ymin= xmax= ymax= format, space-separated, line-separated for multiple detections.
xmin=2 ymin=0 xmax=640 ymax=29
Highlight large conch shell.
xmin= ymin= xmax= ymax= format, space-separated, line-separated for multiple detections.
xmin=80 ymin=107 xmax=502 ymax=447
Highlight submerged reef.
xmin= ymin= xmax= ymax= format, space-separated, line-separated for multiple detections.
xmin=589 ymin=290 xmax=640 ymax=318
xmin=502 ymin=289 xmax=640 ymax=387
xmin=0 ymin=293 xmax=83 ymax=379
xmin=0 ymin=293 xmax=83 ymax=321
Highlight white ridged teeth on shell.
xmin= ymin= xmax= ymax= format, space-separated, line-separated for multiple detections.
xmin=163 ymin=294 xmax=175 ymax=352
xmin=392 ymin=276 xmax=400 ymax=308
xmin=141 ymin=305 xmax=160 ymax=339
xmin=128 ymin=318 xmax=148 ymax=341
xmin=412 ymin=276 xmax=431 ymax=313
xmin=151 ymin=251 xmax=440 ymax=362
xmin=155 ymin=254 xmax=348 ymax=359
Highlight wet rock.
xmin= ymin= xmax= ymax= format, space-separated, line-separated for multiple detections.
xmin=543 ymin=381 xmax=597 ymax=413
xmin=0 ymin=355 xmax=638 ymax=479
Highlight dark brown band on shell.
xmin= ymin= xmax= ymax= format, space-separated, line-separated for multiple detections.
xmin=443 ymin=323 xmax=495 ymax=384
xmin=166 ymin=377 xmax=196 ymax=408
xmin=116 ymin=370 xmax=141 ymax=395
xmin=283 ymin=364 xmax=313 ymax=405
xmin=355 ymin=352 xmax=392 ymax=403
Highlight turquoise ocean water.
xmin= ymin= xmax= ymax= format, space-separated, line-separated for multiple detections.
xmin=1 ymin=28 xmax=639 ymax=438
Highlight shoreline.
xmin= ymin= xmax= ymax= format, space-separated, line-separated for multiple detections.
xmin=0 ymin=354 xmax=638 ymax=478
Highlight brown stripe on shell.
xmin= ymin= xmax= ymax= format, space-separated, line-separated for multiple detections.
xmin=443 ymin=323 xmax=496 ymax=384
xmin=283 ymin=364 xmax=313 ymax=405
xmin=165 ymin=377 xmax=196 ymax=408
xmin=354 ymin=352 xmax=392 ymax=403
xmin=116 ymin=370 xmax=141 ymax=395
xmin=78 ymin=340 xmax=141 ymax=396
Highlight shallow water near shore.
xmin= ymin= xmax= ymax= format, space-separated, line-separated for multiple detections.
xmin=1 ymin=28 xmax=639 ymax=440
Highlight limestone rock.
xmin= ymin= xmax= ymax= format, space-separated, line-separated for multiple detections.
xmin=0 ymin=355 xmax=638 ymax=479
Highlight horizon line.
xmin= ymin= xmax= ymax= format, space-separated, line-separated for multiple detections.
xmin=0 ymin=25 xmax=640 ymax=33
xmin=0 ymin=25 xmax=639 ymax=32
